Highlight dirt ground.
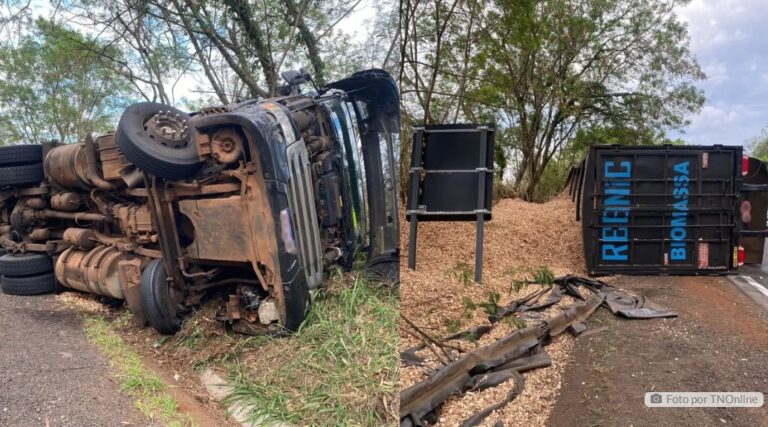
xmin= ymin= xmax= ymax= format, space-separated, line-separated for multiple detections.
xmin=0 ymin=293 xmax=149 ymax=427
xmin=548 ymin=275 xmax=768 ymax=427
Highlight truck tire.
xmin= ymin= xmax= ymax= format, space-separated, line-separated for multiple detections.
xmin=1 ymin=273 xmax=56 ymax=295
xmin=140 ymin=259 xmax=184 ymax=335
xmin=0 ymin=163 xmax=44 ymax=187
xmin=116 ymin=102 xmax=201 ymax=180
xmin=0 ymin=145 xmax=43 ymax=166
xmin=0 ymin=253 xmax=53 ymax=277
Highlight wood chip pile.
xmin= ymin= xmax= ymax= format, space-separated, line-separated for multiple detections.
xmin=400 ymin=194 xmax=585 ymax=426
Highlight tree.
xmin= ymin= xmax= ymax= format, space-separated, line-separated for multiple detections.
xmin=68 ymin=0 xmax=372 ymax=104
xmin=0 ymin=19 xmax=131 ymax=144
xmin=398 ymin=0 xmax=484 ymax=199
xmin=746 ymin=128 xmax=768 ymax=162
xmin=479 ymin=0 xmax=706 ymax=200
xmin=401 ymin=0 xmax=706 ymax=201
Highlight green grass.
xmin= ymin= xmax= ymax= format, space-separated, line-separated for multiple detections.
xmin=83 ymin=314 xmax=193 ymax=427
xmin=224 ymin=275 xmax=399 ymax=426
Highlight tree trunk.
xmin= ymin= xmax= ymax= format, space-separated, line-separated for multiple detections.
xmin=222 ymin=0 xmax=278 ymax=93
xmin=280 ymin=0 xmax=325 ymax=85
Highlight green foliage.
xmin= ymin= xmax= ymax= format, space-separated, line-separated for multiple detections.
xmin=509 ymin=279 xmax=529 ymax=295
xmin=504 ymin=265 xmax=554 ymax=293
xmin=478 ymin=291 xmax=502 ymax=317
xmin=461 ymin=296 xmax=477 ymax=319
xmin=226 ymin=276 xmax=398 ymax=425
xmin=0 ymin=19 xmax=131 ymax=144
xmin=83 ymin=315 xmax=191 ymax=426
xmin=532 ymin=265 xmax=555 ymax=285
xmin=493 ymin=179 xmax=517 ymax=202
xmin=450 ymin=261 xmax=475 ymax=287
xmin=403 ymin=0 xmax=705 ymax=202
xmin=462 ymin=296 xmax=477 ymax=312
xmin=72 ymin=0 xmax=387 ymax=103
xmin=443 ymin=317 xmax=464 ymax=333
xmin=747 ymin=128 xmax=768 ymax=162
xmin=476 ymin=0 xmax=704 ymax=200
xmin=505 ymin=316 xmax=527 ymax=330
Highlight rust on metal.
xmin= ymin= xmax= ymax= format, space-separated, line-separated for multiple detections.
xmin=178 ymin=196 xmax=251 ymax=263
xmin=55 ymin=246 xmax=129 ymax=299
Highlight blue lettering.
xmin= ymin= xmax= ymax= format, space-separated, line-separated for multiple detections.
xmin=669 ymin=160 xmax=690 ymax=262
xmin=601 ymin=159 xmax=632 ymax=262
xmin=604 ymin=160 xmax=631 ymax=178
xmin=603 ymin=244 xmax=628 ymax=261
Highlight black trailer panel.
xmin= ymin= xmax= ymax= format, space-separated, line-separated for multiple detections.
xmin=581 ymin=145 xmax=742 ymax=275
xmin=741 ymin=157 xmax=768 ymax=264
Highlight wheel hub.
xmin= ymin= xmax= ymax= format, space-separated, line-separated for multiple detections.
xmin=144 ymin=110 xmax=189 ymax=149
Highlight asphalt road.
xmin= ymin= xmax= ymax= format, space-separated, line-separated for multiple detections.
xmin=0 ymin=293 xmax=149 ymax=427
xmin=549 ymin=275 xmax=768 ymax=427
xmin=730 ymin=264 xmax=768 ymax=313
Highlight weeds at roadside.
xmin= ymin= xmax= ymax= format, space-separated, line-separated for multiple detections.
xmin=478 ymin=291 xmax=502 ymax=317
xmin=505 ymin=316 xmax=527 ymax=330
xmin=83 ymin=315 xmax=192 ymax=427
xmin=505 ymin=265 xmax=555 ymax=294
xmin=461 ymin=296 xmax=477 ymax=319
xmin=443 ymin=317 xmax=465 ymax=333
xmin=73 ymin=270 xmax=397 ymax=426
xmin=449 ymin=261 xmax=474 ymax=287
xmin=224 ymin=274 xmax=399 ymax=426
xmin=533 ymin=265 xmax=555 ymax=285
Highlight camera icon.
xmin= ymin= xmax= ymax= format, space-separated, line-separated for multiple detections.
xmin=650 ymin=393 xmax=662 ymax=404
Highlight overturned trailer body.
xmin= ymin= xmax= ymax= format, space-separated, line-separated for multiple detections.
xmin=0 ymin=69 xmax=400 ymax=334
xmin=566 ymin=144 xmax=767 ymax=276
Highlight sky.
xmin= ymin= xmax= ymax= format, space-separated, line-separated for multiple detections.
xmin=674 ymin=0 xmax=768 ymax=148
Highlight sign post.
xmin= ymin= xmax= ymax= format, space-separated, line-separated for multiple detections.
xmin=406 ymin=124 xmax=495 ymax=283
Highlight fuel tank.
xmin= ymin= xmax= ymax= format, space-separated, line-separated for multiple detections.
xmin=55 ymin=245 xmax=127 ymax=299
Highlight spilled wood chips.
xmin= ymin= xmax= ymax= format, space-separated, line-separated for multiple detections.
xmin=400 ymin=195 xmax=585 ymax=426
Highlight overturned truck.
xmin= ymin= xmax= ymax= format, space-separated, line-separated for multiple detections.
xmin=0 ymin=69 xmax=400 ymax=334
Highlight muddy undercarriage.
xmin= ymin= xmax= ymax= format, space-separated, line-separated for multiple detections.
xmin=0 ymin=69 xmax=400 ymax=335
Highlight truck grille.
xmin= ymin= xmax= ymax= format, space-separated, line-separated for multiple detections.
xmin=286 ymin=139 xmax=324 ymax=289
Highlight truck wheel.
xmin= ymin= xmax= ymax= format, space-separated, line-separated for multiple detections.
xmin=0 ymin=253 xmax=53 ymax=277
xmin=140 ymin=259 xmax=184 ymax=335
xmin=1 ymin=273 xmax=56 ymax=295
xmin=0 ymin=145 xmax=43 ymax=166
xmin=116 ymin=102 xmax=201 ymax=180
xmin=0 ymin=163 xmax=44 ymax=187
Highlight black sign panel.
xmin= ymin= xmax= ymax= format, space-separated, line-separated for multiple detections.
xmin=407 ymin=124 xmax=494 ymax=221
xmin=406 ymin=124 xmax=495 ymax=283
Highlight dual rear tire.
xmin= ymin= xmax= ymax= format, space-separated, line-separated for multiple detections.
xmin=0 ymin=253 xmax=56 ymax=296
xmin=0 ymin=145 xmax=44 ymax=187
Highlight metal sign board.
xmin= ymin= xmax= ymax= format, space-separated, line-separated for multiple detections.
xmin=406 ymin=124 xmax=495 ymax=282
